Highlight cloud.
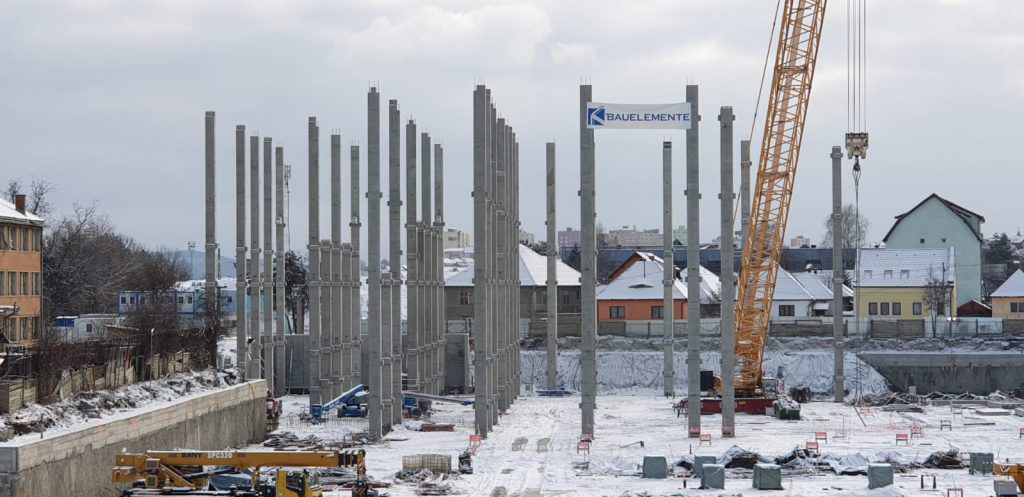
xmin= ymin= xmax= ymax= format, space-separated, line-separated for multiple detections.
xmin=549 ymin=41 xmax=596 ymax=65
xmin=333 ymin=3 xmax=552 ymax=69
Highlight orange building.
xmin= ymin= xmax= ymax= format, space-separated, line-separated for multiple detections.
xmin=596 ymin=252 xmax=720 ymax=322
xmin=991 ymin=269 xmax=1024 ymax=319
xmin=0 ymin=195 xmax=44 ymax=343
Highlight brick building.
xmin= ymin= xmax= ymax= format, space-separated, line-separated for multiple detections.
xmin=0 ymin=195 xmax=44 ymax=343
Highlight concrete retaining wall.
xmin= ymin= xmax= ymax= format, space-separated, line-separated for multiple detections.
xmin=859 ymin=353 xmax=1024 ymax=394
xmin=0 ymin=379 xmax=266 ymax=497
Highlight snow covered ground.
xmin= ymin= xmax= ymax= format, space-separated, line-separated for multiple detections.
xmin=266 ymin=391 xmax=1022 ymax=497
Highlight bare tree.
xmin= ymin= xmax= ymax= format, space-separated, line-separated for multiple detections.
xmin=923 ymin=266 xmax=952 ymax=336
xmin=823 ymin=204 xmax=869 ymax=248
xmin=6 ymin=177 xmax=55 ymax=217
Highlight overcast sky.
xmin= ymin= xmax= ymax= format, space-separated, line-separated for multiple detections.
xmin=3 ymin=0 xmax=1022 ymax=257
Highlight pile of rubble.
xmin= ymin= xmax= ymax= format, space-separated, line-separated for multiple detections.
xmin=262 ymin=431 xmax=369 ymax=450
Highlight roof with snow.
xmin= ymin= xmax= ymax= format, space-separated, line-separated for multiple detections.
xmin=855 ymin=248 xmax=955 ymax=288
xmin=596 ymin=251 xmax=720 ymax=304
xmin=174 ymin=278 xmax=239 ymax=292
xmin=772 ymin=269 xmax=853 ymax=305
xmin=444 ymin=244 xmax=581 ymax=287
xmin=992 ymin=269 xmax=1024 ymax=298
xmin=0 ymin=197 xmax=44 ymax=226
xmin=883 ymin=193 xmax=985 ymax=242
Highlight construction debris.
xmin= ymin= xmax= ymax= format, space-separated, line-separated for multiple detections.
xmin=419 ymin=423 xmax=455 ymax=432
xmin=922 ymin=449 xmax=966 ymax=469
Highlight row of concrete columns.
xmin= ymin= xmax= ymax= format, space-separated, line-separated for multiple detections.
xmin=221 ymin=117 xmax=289 ymax=396
xmin=472 ymin=85 xmax=521 ymax=438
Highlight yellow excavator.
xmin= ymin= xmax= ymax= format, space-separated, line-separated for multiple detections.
xmin=112 ymin=449 xmax=376 ymax=497
xmin=995 ymin=463 xmax=1024 ymax=496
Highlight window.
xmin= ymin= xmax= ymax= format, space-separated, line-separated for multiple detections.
xmin=913 ymin=302 xmax=923 ymax=315
xmin=868 ymin=302 xmax=878 ymax=315
xmin=9 ymin=227 xmax=16 ymax=251
xmin=863 ymin=270 xmax=873 ymax=279
xmin=459 ymin=290 xmax=472 ymax=305
xmin=178 ymin=296 xmax=184 ymax=304
xmin=609 ymin=306 xmax=626 ymax=319
xmin=120 ymin=295 xmax=127 ymax=305
xmin=32 ymin=273 xmax=39 ymax=295
xmin=941 ymin=238 xmax=947 ymax=243
xmin=8 ymin=272 xmax=15 ymax=295
xmin=226 ymin=296 xmax=233 ymax=304
xmin=561 ymin=291 xmax=572 ymax=305
xmin=883 ymin=270 xmax=893 ymax=279
xmin=778 ymin=304 xmax=796 ymax=317
xmin=20 ymin=318 xmax=28 ymax=341
xmin=651 ymin=306 xmax=663 ymax=319
xmin=0 ymin=272 xmax=4 ymax=296
xmin=900 ymin=269 xmax=910 ymax=279
xmin=32 ymin=317 xmax=38 ymax=339
xmin=20 ymin=227 xmax=28 ymax=250
xmin=20 ymin=272 xmax=28 ymax=295
xmin=919 ymin=238 xmax=925 ymax=244
xmin=1014 ymin=302 xmax=1024 ymax=313
xmin=34 ymin=228 xmax=41 ymax=251
xmin=880 ymin=302 xmax=890 ymax=315
xmin=187 ymin=295 xmax=193 ymax=304
xmin=129 ymin=296 xmax=136 ymax=304
xmin=86 ymin=323 xmax=94 ymax=334
xmin=892 ymin=302 xmax=902 ymax=316
xmin=10 ymin=318 xmax=18 ymax=340
xmin=0 ymin=225 xmax=6 ymax=249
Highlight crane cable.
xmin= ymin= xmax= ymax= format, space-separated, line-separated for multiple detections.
xmin=848 ymin=0 xmax=867 ymax=405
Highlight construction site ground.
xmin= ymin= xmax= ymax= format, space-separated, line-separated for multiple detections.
xmin=268 ymin=393 xmax=1022 ymax=497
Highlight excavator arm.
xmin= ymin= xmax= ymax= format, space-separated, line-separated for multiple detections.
xmin=734 ymin=0 xmax=827 ymax=397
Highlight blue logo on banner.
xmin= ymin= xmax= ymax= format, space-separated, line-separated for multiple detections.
xmin=587 ymin=106 xmax=605 ymax=127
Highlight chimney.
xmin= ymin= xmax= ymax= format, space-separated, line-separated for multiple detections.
xmin=14 ymin=194 xmax=26 ymax=214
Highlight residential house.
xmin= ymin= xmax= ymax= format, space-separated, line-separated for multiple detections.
xmin=772 ymin=268 xmax=853 ymax=318
xmin=444 ymin=244 xmax=582 ymax=322
xmin=882 ymin=194 xmax=983 ymax=306
xmin=0 ymin=195 xmax=44 ymax=344
xmin=596 ymin=252 xmax=720 ymax=322
xmin=117 ymin=278 xmax=238 ymax=320
xmin=855 ymin=248 xmax=956 ymax=320
xmin=991 ymin=269 xmax=1024 ymax=319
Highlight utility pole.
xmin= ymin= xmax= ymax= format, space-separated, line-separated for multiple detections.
xmin=719 ymin=107 xmax=736 ymax=437
xmin=831 ymin=145 xmax=845 ymax=402
xmin=662 ymin=140 xmax=675 ymax=397
xmin=545 ymin=142 xmax=558 ymax=391
xmin=685 ymin=84 xmax=701 ymax=438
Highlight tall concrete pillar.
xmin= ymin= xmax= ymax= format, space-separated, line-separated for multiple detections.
xmin=719 ymin=107 xmax=736 ymax=437
xmin=421 ymin=132 xmax=434 ymax=394
xmin=487 ymin=101 xmax=498 ymax=427
xmin=579 ymin=85 xmax=597 ymax=438
xmin=263 ymin=139 xmax=275 ymax=394
xmin=349 ymin=145 xmax=362 ymax=389
xmin=545 ymin=143 xmax=558 ymax=391
xmin=366 ymin=88 xmax=384 ymax=439
xmin=319 ymin=238 xmax=332 ymax=399
xmin=661 ymin=140 xmax=675 ymax=397
xmin=512 ymin=137 xmax=522 ymax=400
xmin=331 ymin=133 xmax=344 ymax=399
xmin=494 ymin=120 xmax=508 ymax=413
xmin=740 ymin=140 xmax=751 ymax=248
xmin=387 ymin=100 xmax=402 ymax=424
xmin=248 ymin=135 xmax=261 ymax=381
xmin=404 ymin=119 xmax=420 ymax=392
xmin=274 ymin=147 xmax=286 ymax=396
xmin=204 ymin=111 xmax=220 ymax=369
xmin=831 ymin=146 xmax=845 ymax=402
xmin=685 ymin=84 xmax=701 ymax=437
xmin=307 ymin=117 xmax=322 ymax=409
xmin=472 ymin=86 xmax=490 ymax=436
xmin=235 ymin=125 xmax=248 ymax=378
xmin=434 ymin=143 xmax=446 ymax=393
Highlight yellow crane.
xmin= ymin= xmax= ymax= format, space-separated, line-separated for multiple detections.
xmin=112 ymin=449 xmax=375 ymax=497
xmin=732 ymin=0 xmax=828 ymax=408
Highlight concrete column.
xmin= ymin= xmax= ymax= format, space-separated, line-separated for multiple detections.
xmin=387 ymin=100 xmax=402 ymax=424
xmin=545 ymin=142 xmax=558 ymax=391
xmin=404 ymin=119 xmax=420 ymax=392
xmin=472 ymin=86 xmax=490 ymax=436
xmin=434 ymin=143 xmax=446 ymax=393
xmin=579 ymin=85 xmax=597 ymax=438
xmin=204 ymin=111 xmax=221 ymax=380
xmin=685 ymin=84 xmax=701 ymax=437
xmin=662 ymin=140 xmax=674 ymax=397
xmin=421 ymin=132 xmax=434 ymax=394
xmin=263 ymin=140 xmax=275 ymax=394
xmin=487 ymin=104 xmax=498 ymax=426
xmin=366 ymin=88 xmax=384 ymax=439
xmin=320 ymin=239 xmax=332 ymax=398
xmin=235 ymin=125 xmax=248 ymax=379
xmin=331 ymin=133 xmax=344 ymax=398
xmin=740 ymin=140 xmax=751 ymax=248
xmin=307 ymin=117 xmax=322 ymax=409
xmin=349 ymin=145 xmax=362 ymax=389
xmin=494 ymin=120 xmax=508 ymax=413
xmin=831 ymin=145 xmax=845 ymax=402
xmin=380 ymin=269 xmax=394 ymax=431
xmin=719 ymin=107 xmax=736 ymax=437
xmin=249 ymin=135 xmax=261 ymax=381
xmin=512 ymin=137 xmax=522 ymax=400
xmin=274 ymin=150 xmax=286 ymax=396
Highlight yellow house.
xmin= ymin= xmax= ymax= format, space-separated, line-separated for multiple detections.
xmin=855 ymin=248 xmax=956 ymax=320
xmin=991 ymin=269 xmax=1024 ymax=319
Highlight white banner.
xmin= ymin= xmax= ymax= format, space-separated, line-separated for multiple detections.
xmin=586 ymin=102 xmax=692 ymax=129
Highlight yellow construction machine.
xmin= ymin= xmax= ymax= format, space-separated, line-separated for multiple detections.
xmin=995 ymin=463 xmax=1024 ymax=496
xmin=112 ymin=449 xmax=376 ymax=497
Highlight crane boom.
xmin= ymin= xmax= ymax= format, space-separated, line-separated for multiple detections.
xmin=735 ymin=0 xmax=827 ymax=396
